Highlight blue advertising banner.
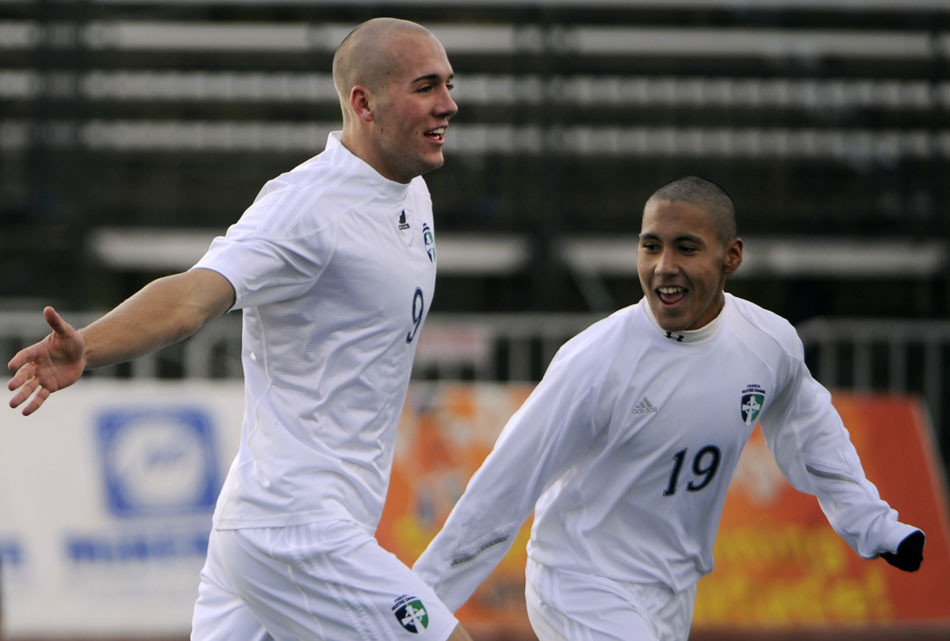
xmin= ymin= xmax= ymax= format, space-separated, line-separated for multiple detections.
xmin=1 ymin=381 xmax=244 ymax=638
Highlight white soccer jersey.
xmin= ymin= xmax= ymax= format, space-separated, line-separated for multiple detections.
xmin=193 ymin=131 xmax=437 ymax=533
xmin=413 ymin=294 xmax=918 ymax=610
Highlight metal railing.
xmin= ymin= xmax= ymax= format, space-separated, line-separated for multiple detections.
xmin=2 ymin=311 xmax=947 ymax=457
xmin=798 ymin=317 xmax=950 ymax=445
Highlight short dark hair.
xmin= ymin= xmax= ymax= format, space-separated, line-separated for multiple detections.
xmin=647 ymin=176 xmax=737 ymax=243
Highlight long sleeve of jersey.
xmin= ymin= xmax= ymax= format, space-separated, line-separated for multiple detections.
xmin=417 ymin=297 xmax=922 ymax=606
xmin=758 ymin=335 xmax=919 ymax=560
xmin=412 ymin=330 xmax=606 ymax=611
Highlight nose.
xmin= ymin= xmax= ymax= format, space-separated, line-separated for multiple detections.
xmin=438 ymin=86 xmax=458 ymax=118
xmin=655 ymin=248 xmax=679 ymax=275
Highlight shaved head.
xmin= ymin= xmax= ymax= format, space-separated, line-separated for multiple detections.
xmin=646 ymin=176 xmax=737 ymax=244
xmin=331 ymin=17 xmax=456 ymax=183
xmin=332 ymin=18 xmax=437 ymax=114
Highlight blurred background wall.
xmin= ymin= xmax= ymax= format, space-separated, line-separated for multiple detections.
xmin=1 ymin=1 xmax=949 ymax=638
xmin=2 ymin=0 xmax=947 ymax=476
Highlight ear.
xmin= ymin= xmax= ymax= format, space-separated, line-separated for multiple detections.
xmin=722 ymin=237 xmax=743 ymax=276
xmin=349 ymin=86 xmax=374 ymax=123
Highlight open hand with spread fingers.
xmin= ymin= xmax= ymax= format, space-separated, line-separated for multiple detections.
xmin=7 ymin=306 xmax=86 ymax=416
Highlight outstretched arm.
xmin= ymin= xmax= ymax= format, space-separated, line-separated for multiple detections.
xmin=413 ymin=337 xmax=605 ymax=611
xmin=761 ymin=358 xmax=925 ymax=571
xmin=8 ymin=268 xmax=234 ymax=416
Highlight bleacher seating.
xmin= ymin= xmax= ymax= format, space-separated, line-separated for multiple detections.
xmin=1 ymin=1 xmax=948 ymax=463
xmin=1 ymin=2 xmax=947 ymax=307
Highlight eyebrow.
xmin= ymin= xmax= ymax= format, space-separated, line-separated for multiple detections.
xmin=639 ymin=232 xmax=707 ymax=245
xmin=413 ymin=73 xmax=454 ymax=84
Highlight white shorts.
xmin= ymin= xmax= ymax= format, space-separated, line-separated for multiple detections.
xmin=525 ymin=559 xmax=696 ymax=641
xmin=191 ymin=520 xmax=458 ymax=641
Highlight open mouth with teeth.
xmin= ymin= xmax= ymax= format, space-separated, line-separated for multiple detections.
xmin=425 ymin=127 xmax=446 ymax=142
xmin=657 ymin=286 xmax=687 ymax=305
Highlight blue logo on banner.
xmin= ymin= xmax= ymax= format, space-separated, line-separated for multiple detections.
xmin=97 ymin=408 xmax=219 ymax=517
xmin=0 ymin=538 xmax=23 ymax=567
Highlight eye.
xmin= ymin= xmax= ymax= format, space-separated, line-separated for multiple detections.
xmin=640 ymin=241 xmax=659 ymax=252
xmin=679 ymin=245 xmax=699 ymax=255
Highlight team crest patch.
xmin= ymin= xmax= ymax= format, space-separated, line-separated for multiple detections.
xmin=422 ymin=222 xmax=435 ymax=263
xmin=740 ymin=384 xmax=766 ymax=425
xmin=392 ymin=594 xmax=429 ymax=633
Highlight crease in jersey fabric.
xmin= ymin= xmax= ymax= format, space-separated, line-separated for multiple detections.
xmin=805 ymin=464 xmax=860 ymax=485
xmin=450 ymin=527 xmax=514 ymax=567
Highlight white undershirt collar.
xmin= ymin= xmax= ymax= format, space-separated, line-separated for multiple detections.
xmin=642 ymin=297 xmax=726 ymax=344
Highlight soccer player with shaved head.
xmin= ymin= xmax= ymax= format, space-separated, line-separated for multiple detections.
xmin=8 ymin=17 xmax=470 ymax=641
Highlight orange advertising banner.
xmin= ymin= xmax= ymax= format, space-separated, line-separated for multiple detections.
xmin=378 ymin=385 xmax=950 ymax=632
xmin=378 ymin=383 xmax=536 ymax=630
xmin=694 ymin=393 xmax=950 ymax=629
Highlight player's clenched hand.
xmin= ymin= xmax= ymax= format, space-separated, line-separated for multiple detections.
xmin=7 ymin=306 xmax=86 ymax=416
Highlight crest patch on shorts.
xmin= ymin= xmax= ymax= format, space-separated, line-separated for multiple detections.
xmin=392 ymin=594 xmax=429 ymax=633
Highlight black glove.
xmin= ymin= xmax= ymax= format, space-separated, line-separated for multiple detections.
xmin=881 ymin=530 xmax=925 ymax=572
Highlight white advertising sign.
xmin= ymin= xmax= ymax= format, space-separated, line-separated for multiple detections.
xmin=1 ymin=380 xmax=244 ymax=638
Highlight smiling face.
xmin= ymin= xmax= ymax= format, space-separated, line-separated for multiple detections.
xmin=365 ymin=32 xmax=457 ymax=182
xmin=337 ymin=23 xmax=457 ymax=184
xmin=637 ymin=198 xmax=743 ymax=332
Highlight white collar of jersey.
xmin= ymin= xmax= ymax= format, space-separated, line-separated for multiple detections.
xmin=641 ymin=297 xmax=726 ymax=344
xmin=326 ymin=131 xmax=413 ymax=199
